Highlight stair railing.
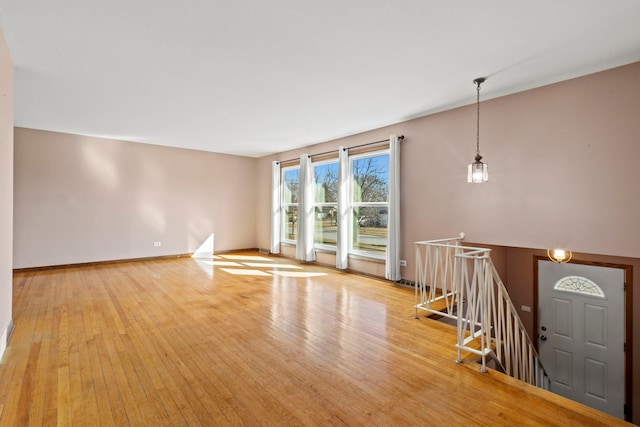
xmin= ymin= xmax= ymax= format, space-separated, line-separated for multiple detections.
xmin=414 ymin=233 xmax=465 ymax=320
xmin=414 ymin=236 xmax=550 ymax=389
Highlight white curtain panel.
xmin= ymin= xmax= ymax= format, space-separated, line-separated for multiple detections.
xmin=296 ymin=155 xmax=316 ymax=262
xmin=385 ymin=135 xmax=401 ymax=281
xmin=336 ymin=146 xmax=349 ymax=269
xmin=270 ymin=161 xmax=281 ymax=254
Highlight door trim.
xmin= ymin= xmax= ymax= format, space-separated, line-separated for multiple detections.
xmin=533 ymin=255 xmax=633 ymax=421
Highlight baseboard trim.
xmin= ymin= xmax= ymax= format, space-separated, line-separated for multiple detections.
xmin=13 ymin=248 xmax=261 ymax=273
xmin=13 ymin=254 xmax=193 ymax=273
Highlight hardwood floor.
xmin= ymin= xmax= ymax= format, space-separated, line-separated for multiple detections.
xmin=0 ymin=252 xmax=630 ymax=426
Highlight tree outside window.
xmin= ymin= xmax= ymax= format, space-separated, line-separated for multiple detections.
xmin=351 ymin=152 xmax=389 ymax=256
xmin=313 ymin=161 xmax=338 ymax=248
xmin=282 ymin=167 xmax=299 ymax=242
xmin=280 ymin=151 xmax=390 ymax=257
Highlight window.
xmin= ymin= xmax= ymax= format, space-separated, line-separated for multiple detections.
xmin=350 ymin=151 xmax=389 ymax=257
xmin=554 ymin=276 xmax=605 ymax=299
xmin=281 ymin=166 xmax=299 ymax=243
xmin=271 ymin=135 xmax=400 ymax=275
xmin=281 ymin=153 xmax=390 ymax=256
xmin=313 ymin=160 xmax=339 ymax=249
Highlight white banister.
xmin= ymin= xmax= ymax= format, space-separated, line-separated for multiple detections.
xmin=414 ymin=237 xmax=549 ymax=389
xmin=414 ymin=234 xmax=465 ymax=320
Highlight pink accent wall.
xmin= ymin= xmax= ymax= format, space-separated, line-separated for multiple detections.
xmin=0 ymin=24 xmax=14 ymax=359
xmin=13 ymin=129 xmax=258 ymax=268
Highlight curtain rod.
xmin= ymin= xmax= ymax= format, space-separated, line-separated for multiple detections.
xmin=277 ymin=135 xmax=404 ymax=165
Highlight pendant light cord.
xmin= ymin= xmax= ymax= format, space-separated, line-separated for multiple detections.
xmin=476 ymin=80 xmax=481 ymax=156
xmin=472 ymin=77 xmax=485 ymax=160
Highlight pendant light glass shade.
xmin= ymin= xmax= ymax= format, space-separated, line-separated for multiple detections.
xmin=468 ymin=154 xmax=488 ymax=183
xmin=468 ymin=77 xmax=488 ymax=183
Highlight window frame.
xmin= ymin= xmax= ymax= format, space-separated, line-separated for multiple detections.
xmin=312 ymin=158 xmax=339 ymax=251
xmin=281 ymin=164 xmax=300 ymax=245
xmin=348 ymin=148 xmax=390 ymax=260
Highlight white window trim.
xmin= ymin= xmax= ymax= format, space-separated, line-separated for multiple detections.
xmin=271 ymin=135 xmax=400 ymax=275
xmin=348 ymin=148 xmax=390 ymax=261
xmin=281 ymin=165 xmax=299 ymax=245
xmin=312 ymin=158 xmax=339 ymax=252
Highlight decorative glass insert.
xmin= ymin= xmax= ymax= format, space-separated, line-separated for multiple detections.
xmin=553 ymin=276 xmax=605 ymax=299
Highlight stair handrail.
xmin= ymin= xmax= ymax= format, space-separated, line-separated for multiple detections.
xmin=414 ymin=233 xmax=465 ymax=320
xmin=414 ymin=236 xmax=550 ymax=389
xmin=488 ymin=260 xmax=550 ymax=388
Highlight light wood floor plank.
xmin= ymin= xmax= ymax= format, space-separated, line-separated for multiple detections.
xmin=56 ymin=365 xmax=70 ymax=425
xmin=0 ymin=252 xmax=631 ymax=426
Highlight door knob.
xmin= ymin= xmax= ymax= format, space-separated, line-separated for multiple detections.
xmin=540 ymin=335 xmax=547 ymax=341
xmin=541 ymin=326 xmax=547 ymax=331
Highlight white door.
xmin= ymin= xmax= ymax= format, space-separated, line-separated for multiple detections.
xmin=538 ymin=260 xmax=625 ymax=419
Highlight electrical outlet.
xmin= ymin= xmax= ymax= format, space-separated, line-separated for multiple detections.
xmin=399 ymin=260 xmax=407 ymax=267
xmin=154 ymin=241 xmax=161 ymax=247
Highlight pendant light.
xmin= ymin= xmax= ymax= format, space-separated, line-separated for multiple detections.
xmin=468 ymin=77 xmax=488 ymax=183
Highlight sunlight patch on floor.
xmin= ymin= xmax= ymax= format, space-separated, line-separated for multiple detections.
xmin=192 ymin=259 xmax=214 ymax=278
xmin=219 ymin=268 xmax=272 ymax=276
xmin=220 ymin=255 xmax=273 ymax=261
xmin=193 ymin=260 xmax=244 ymax=266
xmin=213 ymin=254 xmax=326 ymax=277
xmin=269 ymin=271 xmax=327 ymax=278
xmin=242 ymin=263 xmax=302 ymax=269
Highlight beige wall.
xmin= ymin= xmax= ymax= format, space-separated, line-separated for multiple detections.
xmin=255 ymin=62 xmax=640 ymax=421
xmin=257 ymin=62 xmax=640 ymax=270
xmin=13 ymin=128 xmax=258 ymax=268
xmin=0 ymin=24 xmax=14 ymax=360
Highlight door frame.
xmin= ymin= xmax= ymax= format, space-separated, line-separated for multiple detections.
xmin=533 ymin=255 xmax=633 ymax=421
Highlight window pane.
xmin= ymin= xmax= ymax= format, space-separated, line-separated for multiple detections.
xmin=314 ymin=206 xmax=337 ymax=246
xmin=283 ymin=168 xmax=299 ymax=204
xmin=352 ymin=206 xmax=388 ymax=253
xmin=554 ymin=276 xmax=605 ymax=298
xmin=352 ymin=155 xmax=389 ymax=203
xmin=284 ymin=206 xmax=298 ymax=241
xmin=314 ymin=162 xmax=338 ymax=203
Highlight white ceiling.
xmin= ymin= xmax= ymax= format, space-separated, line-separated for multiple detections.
xmin=1 ymin=1 xmax=639 ymax=157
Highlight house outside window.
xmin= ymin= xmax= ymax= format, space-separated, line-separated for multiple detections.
xmin=282 ymin=166 xmax=299 ymax=243
xmin=350 ymin=151 xmax=389 ymax=258
xmin=313 ymin=160 xmax=339 ymax=249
